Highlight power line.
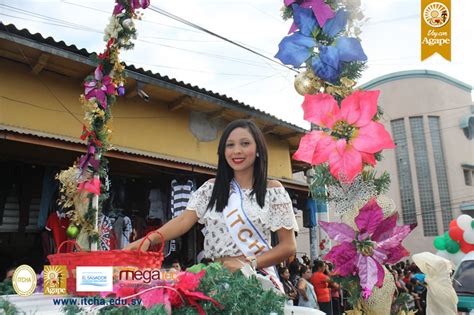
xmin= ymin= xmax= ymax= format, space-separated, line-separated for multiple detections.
xmin=60 ymin=0 xmax=205 ymax=34
xmin=148 ymin=5 xmax=299 ymax=74
xmin=59 ymin=0 xmax=297 ymax=71
xmin=1 ymin=9 xmax=283 ymax=71
xmin=121 ymin=59 xmax=285 ymax=77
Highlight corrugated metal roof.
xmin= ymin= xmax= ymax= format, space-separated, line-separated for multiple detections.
xmin=0 ymin=124 xmax=217 ymax=170
xmin=0 ymin=22 xmax=307 ymax=134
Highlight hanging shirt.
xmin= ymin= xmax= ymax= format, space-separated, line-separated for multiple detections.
xmin=98 ymin=214 xmax=113 ymax=251
xmin=45 ymin=212 xmax=70 ymax=251
xmin=148 ymin=189 xmax=166 ymax=220
xmin=170 ymin=179 xmax=194 ymax=218
xmin=111 ymin=215 xmax=133 ymax=249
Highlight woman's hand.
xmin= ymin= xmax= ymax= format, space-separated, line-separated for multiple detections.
xmin=288 ymin=291 xmax=297 ymax=300
xmin=220 ymin=257 xmax=246 ymax=273
xmin=124 ymin=237 xmax=150 ymax=251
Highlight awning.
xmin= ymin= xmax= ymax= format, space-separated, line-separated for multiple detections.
xmin=0 ymin=124 xmax=309 ymax=191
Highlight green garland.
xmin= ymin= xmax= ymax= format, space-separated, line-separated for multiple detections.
xmin=62 ymin=263 xmax=285 ymax=315
xmin=332 ymin=275 xmax=362 ymax=309
xmin=0 ymin=297 xmax=18 ymax=315
xmin=0 ymin=279 xmax=15 ymax=296
xmin=56 ymin=0 xmax=147 ymax=243
xmin=176 ymin=263 xmax=285 ymax=315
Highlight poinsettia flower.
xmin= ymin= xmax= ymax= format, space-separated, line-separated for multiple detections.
xmin=311 ymin=37 xmax=367 ymax=83
xmin=285 ymin=0 xmax=335 ymax=27
xmin=275 ymin=33 xmax=315 ymax=68
xmin=276 ymin=7 xmax=366 ymax=83
xmin=293 ymin=90 xmax=395 ymax=182
xmin=322 ymin=9 xmax=348 ymax=37
xmin=84 ymin=67 xmax=116 ymax=109
xmin=113 ymin=0 xmax=151 ymax=15
xmin=288 ymin=4 xmax=319 ymax=35
xmin=319 ymin=199 xmax=415 ymax=299
xmin=311 ymin=9 xmax=367 ymax=83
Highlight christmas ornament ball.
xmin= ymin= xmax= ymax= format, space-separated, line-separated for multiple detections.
xmin=66 ymin=224 xmax=80 ymax=239
xmin=294 ymin=70 xmax=319 ymax=96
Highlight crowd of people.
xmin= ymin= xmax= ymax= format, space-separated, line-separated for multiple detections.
xmin=278 ymin=256 xmax=429 ymax=315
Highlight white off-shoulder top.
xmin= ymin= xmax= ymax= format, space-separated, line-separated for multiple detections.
xmin=186 ymin=181 xmax=299 ymax=259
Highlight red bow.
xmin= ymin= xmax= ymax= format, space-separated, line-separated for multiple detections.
xmin=80 ymin=126 xmax=102 ymax=147
xmin=78 ymin=177 xmax=101 ymax=195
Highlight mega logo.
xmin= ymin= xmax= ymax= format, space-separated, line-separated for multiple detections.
xmin=118 ymin=268 xmax=178 ymax=284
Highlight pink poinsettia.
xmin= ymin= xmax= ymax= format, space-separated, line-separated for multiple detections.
xmin=84 ymin=67 xmax=116 ymax=109
xmin=320 ymin=199 xmax=415 ymax=299
xmin=293 ymin=90 xmax=395 ymax=182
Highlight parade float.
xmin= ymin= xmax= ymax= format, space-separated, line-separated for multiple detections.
xmin=275 ymin=0 xmax=415 ymax=313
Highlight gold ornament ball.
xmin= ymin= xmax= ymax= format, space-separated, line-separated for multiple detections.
xmin=294 ymin=71 xmax=319 ymax=96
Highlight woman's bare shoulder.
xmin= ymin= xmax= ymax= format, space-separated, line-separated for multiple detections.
xmin=267 ymin=179 xmax=283 ymax=188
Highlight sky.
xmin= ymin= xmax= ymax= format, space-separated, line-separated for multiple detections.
xmin=1 ymin=0 xmax=473 ymax=128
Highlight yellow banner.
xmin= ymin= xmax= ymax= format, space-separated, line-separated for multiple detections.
xmin=421 ymin=0 xmax=451 ymax=61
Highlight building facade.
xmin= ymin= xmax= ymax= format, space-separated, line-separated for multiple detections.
xmin=0 ymin=23 xmax=311 ymax=277
xmin=361 ymin=70 xmax=474 ymax=254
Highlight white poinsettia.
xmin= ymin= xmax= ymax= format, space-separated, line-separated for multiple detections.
xmin=103 ymin=16 xmax=123 ymax=42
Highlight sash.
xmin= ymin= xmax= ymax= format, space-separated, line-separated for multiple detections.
xmin=223 ymin=180 xmax=284 ymax=293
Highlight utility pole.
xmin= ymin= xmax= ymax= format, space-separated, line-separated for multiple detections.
xmin=306 ymin=168 xmax=319 ymax=262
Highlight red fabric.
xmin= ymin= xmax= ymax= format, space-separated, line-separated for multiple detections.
xmin=45 ymin=212 xmax=70 ymax=252
xmin=310 ymin=272 xmax=331 ymax=302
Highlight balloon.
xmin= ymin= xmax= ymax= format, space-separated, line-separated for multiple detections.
xmin=449 ymin=226 xmax=464 ymax=241
xmin=457 ymin=214 xmax=473 ymax=230
xmin=449 ymin=219 xmax=458 ymax=229
xmin=464 ymin=229 xmax=474 ymax=245
xmin=459 ymin=239 xmax=474 ymax=253
xmin=433 ymin=236 xmax=446 ymax=250
xmin=445 ymin=238 xmax=460 ymax=253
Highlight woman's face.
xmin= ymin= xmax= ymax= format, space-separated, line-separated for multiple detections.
xmin=281 ymin=269 xmax=290 ymax=280
xmin=303 ymin=269 xmax=312 ymax=280
xmin=224 ymin=127 xmax=257 ymax=173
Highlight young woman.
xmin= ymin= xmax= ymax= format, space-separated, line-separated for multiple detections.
xmin=279 ymin=266 xmax=299 ymax=305
xmin=297 ymin=265 xmax=319 ymax=309
xmin=125 ymin=119 xmax=298 ymax=284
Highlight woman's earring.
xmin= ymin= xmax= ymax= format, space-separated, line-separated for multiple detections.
xmin=256 ymin=152 xmax=260 ymax=158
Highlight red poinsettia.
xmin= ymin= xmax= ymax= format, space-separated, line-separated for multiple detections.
xmin=293 ymin=90 xmax=395 ymax=182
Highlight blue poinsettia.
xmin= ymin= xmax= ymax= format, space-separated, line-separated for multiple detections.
xmin=275 ymin=6 xmax=367 ymax=83
xmin=275 ymin=4 xmax=318 ymax=68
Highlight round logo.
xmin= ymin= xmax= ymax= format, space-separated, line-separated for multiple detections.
xmin=12 ymin=265 xmax=37 ymax=296
xmin=423 ymin=2 xmax=450 ymax=28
